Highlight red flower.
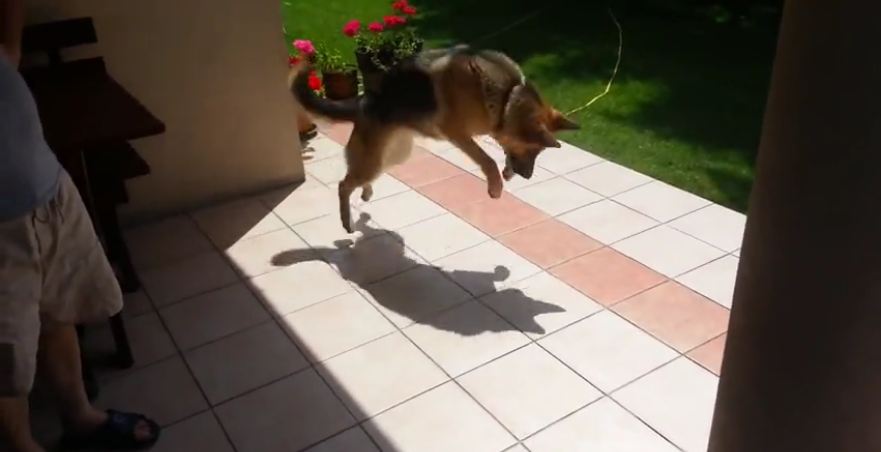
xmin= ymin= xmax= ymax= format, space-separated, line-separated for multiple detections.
xmin=383 ymin=15 xmax=407 ymax=27
xmin=342 ymin=19 xmax=361 ymax=37
xmin=288 ymin=55 xmax=301 ymax=67
xmin=368 ymin=21 xmax=384 ymax=33
xmin=402 ymin=5 xmax=417 ymax=15
xmin=307 ymin=71 xmax=322 ymax=91
xmin=391 ymin=0 xmax=409 ymax=11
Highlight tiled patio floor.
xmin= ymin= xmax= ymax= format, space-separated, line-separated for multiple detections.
xmin=53 ymin=122 xmax=744 ymax=451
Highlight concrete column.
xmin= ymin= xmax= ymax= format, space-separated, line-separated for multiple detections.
xmin=709 ymin=2 xmax=881 ymax=451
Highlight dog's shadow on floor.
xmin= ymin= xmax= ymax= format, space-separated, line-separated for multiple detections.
xmin=272 ymin=214 xmax=564 ymax=336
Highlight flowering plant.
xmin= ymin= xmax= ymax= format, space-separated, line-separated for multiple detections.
xmin=314 ymin=45 xmax=356 ymax=74
xmin=344 ymin=0 xmax=422 ymax=70
xmin=287 ymin=39 xmax=322 ymax=92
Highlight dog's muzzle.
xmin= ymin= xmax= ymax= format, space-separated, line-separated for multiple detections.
xmin=507 ymin=155 xmax=535 ymax=179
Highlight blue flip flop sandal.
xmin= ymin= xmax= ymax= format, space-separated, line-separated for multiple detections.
xmin=62 ymin=410 xmax=160 ymax=450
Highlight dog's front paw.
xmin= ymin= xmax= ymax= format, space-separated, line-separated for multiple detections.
xmin=488 ymin=178 xmax=503 ymax=199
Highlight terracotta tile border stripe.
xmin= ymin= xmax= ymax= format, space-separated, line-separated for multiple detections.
xmin=315 ymin=126 xmax=728 ymax=375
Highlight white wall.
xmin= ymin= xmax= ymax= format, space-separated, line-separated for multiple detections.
xmin=26 ymin=0 xmax=305 ymax=222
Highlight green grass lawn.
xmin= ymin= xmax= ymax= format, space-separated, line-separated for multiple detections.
xmin=282 ymin=0 xmax=779 ymax=212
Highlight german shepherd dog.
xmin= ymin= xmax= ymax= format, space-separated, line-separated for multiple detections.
xmin=291 ymin=46 xmax=579 ymax=232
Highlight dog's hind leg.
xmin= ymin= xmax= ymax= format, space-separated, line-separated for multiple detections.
xmin=361 ymin=184 xmax=374 ymax=202
xmin=339 ymin=175 xmax=358 ymax=234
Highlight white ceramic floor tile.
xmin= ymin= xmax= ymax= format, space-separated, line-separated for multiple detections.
xmin=281 ymin=291 xmax=395 ymax=362
xmin=361 ymin=174 xmax=411 ymax=202
xmin=140 ymin=251 xmax=238 ymax=307
xmin=435 ymin=241 xmax=542 ymax=297
xmin=613 ymin=225 xmax=727 ymax=277
xmin=302 ymin=135 xmax=345 ymax=163
xmin=83 ymin=312 xmax=176 ymax=377
xmin=191 ymin=198 xmax=286 ymax=248
xmin=514 ymin=178 xmax=603 ymax=216
xmin=614 ymin=358 xmax=719 ymax=452
xmin=224 ymin=228 xmax=313 ymax=278
xmin=500 ymin=166 xmax=556 ymax=191
xmin=307 ymin=156 xmax=348 ymax=185
xmin=318 ymin=333 xmax=447 ymax=420
xmin=360 ymin=191 xmax=445 ymax=230
xmin=326 ymin=233 xmax=425 ymax=285
xmin=470 ymin=165 xmax=555 ymax=191
xmin=184 ymin=322 xmax=308 ymax=404
xmin=559 ymin=200 xmax=658 ymax=244
xmin=416 ymin=136 xmax=455 ymax=153
xmin=537 ymin=141 xmax=604 ymax=175
xmin=397 ymin=214 xmax=489 ymax=261
xmin=613 ymin=181 xmax=712 ymax=222
xmin=670 ymin=204 xmax=746 ymax=252
xmin=364 ymin=382 xmax=516 ymax=452
xmin=291 ymin=212 xmax=384 ymax=255
xmin=539 ymin=311 xmax=677 ymax=392
xmin=122 ymin=291 xmax=154 ymax=318
xmin=459 ymin=344 xmax=601 ymax=438
xmin=434 ymin=146 xmax=480 ymax=171
xmin=306 ymin=427 xmax=379 ymax=452
xmin=268 ymin=185 xmax=339 ymax=226
xmin=525 ymin=398 xmax=679 ymax=452
xmin=160 ymin=284 xmax=270 ymax=350
xmin=404 ymin=301 xmax=530 ymax=376
xmin=249 ymin=260 xmax=352 ymax=316
xmin=565 ymin=161 xmax=652 ymax=197
xmin=361 ymin=265 xmax=472 ymax=328
xmin=98 ymin=357 xmax=208 ymax=426
xmin=126 ymin=216 xmax=214 ymax=270
xmin=482 ymin=272 xmax=602 ymax=338
xmin=154 ymin=411 xmax=234 ymax=452
xmin=216 ymin=370 xmax=355 ymax=452
xmin=676 ymin=255 xmax=739 ymax=308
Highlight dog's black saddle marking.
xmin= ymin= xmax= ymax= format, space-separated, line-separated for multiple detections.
xmin=363 ymin=61 xmax=438 ymax=125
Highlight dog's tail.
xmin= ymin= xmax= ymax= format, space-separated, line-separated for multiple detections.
xmin=290 ymin=65 xmax=359 ymax=122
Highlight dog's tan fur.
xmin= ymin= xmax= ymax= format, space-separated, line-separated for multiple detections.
xmin=292 ymin=47 xmax=578 ymax=232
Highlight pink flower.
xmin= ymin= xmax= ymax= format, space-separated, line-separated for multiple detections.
xmin=368 ymin=22 xmax=384 ymax=33
xmin=383 ymin=15 xmax=407 ymax=28
xmin=293 ymin=39 xmax=315 ymax=56
xmin=402 ymin=5 xmax=417 ymax=15
xmin=342 ymin=19 xmax=361 ymax=37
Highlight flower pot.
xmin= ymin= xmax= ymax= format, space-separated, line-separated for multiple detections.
xmin=355 ymin=42 xmax=425 ymax=94
xmin=355 ymin=49 xmax=390 ymax=94
xmin=322 ymin=70 xmax=359 ymax=100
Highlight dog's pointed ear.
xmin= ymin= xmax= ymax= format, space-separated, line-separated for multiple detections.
xmin=550 ymin=110 xmax=580 ymax=131
xmin=538 ymin=128 xmax=562 ymax=148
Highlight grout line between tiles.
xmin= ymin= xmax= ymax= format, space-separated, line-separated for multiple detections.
xmin=124 ymin=142 xmax=724 ymax=451
xmin=128 ymin=275 xmax=241 ymax=452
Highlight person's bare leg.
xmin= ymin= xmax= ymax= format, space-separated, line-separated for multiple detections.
xmin=0 ymin=397 xmax=43 ymax=452
xmin=37 ymin=324 xmax=150 ymax=440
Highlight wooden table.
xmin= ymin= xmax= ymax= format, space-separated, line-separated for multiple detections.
xmin=23 ymin=57 xmax=165 ymax=372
